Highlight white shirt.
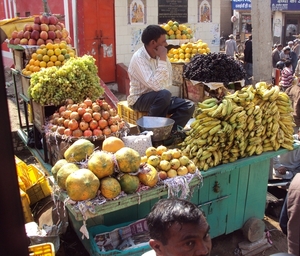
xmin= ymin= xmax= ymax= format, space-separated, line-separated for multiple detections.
xmin=142 ymin=249 xmax=156 ymax=256
xmin=127 ymin=45 xmax=172 ymax=106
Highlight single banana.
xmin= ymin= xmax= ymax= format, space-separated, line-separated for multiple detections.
xmin=221 ymin=99 xmax=228 ymax=117
xmin=268 ymin=85 xmax=280 ymax=102
xmin=262 ymin=86 xmax=276 ymax=100
xmin=226 ymin=98 xmax=233 ymax=116
xmin=209 ymin=124 xmax=222 ymax=135
xmin=211 ymin=103 xmax=225 ymax=118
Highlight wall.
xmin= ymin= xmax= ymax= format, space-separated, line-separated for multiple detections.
xmin=219 ymin=0 xmax=232 ymax=38
xmin=115 ymin=0 xmax=221 ymax=66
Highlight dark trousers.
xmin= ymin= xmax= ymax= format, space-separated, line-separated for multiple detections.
xmin=132 ymin=89 xmax=195 ymax=131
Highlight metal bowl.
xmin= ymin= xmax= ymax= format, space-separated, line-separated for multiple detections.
xmin=136 ymin=116 xmax=175 ymax=141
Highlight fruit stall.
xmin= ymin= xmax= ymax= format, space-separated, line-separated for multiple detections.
xmin=7 ymin=16 xmax=299 ymax=255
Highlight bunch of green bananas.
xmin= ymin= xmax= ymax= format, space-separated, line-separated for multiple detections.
xmin=180 ymin=83 xmax=295 ymax=171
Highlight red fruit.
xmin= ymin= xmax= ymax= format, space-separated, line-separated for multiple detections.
xmin=24 ymin=24 xmax=33 ymax=32
xmin=11 ymin=31 xmax=18 ymax=39
xmin=28 ymin=39 xmax=37 ymax=45
xmin=72 ymin=129 xmax=83 ymax=138
xmin=31 ymin=30 xmax=40 ymax=40
xmin=92 ymin=112 xmax=101 ymax=121
xmin=89 ymin=120 xmax=99 ymax=130
xmin=40 ymin=15 xmax=49 ymax=24
xmin=23 ymin=31 xmax=31 ymax=39
xmin=46 ymin=39 xmax=54 ymax=44
xmin=93 ymin=129 xmax=103 ymax=137
xmin=48 ymin=30 xmax=56 ymax=40
xmin=64 ymin=128 xmax=72 ymax=136
xmin=34 ymin=16 xmax=41 ymax=24
xmin=36 ymin=38 xmax=45 ymax=46
xmin=98 ymin=119 xmax=108 ymax=129
xmin=53 ymin=38 xmax=61 ymax=44
xmin=101 ymin=110 xmax=110 ymax=120
xmin=13 ymin=38 xmax=20 ymax=45
xmin=63 ymin=119 xmax=70 ymax=128
xmin=9 ymin=38 xmax=14 ymax=44
xmin=49 ymin=24 xmax=56 ymax=31
xmin=68 ymin=119 xmax=79 ymax=131
xmin=84 ymin=98 xmax=93 ymax=107
xmin=82 ymin=112 xmax=92 ymax=123
xmin=40 ymin=31 xmax=48 ymax=40
xmin=40 ymin=24 xmax=49 ymax=32
xmin=69 ymin=111 xmax=80 ymax=121
xmin=77 ymin=107 xmax=86 ymax=116
xmin=32 ymin=24 xmax=40 ymax=31
xmin=110 ymin=124 xmax=119 ymax=133
xmin=56 ymin=126 xmax=65 ymax=135
xmin=79 ymin=121 xmax=89 ymax=131
xmin=55 ymin=24 xmax=62 ymax=31
xmin=83 ymin=129 xmax=93 ymax=137
xmin=17 ymin=31 xmax=24 ymax=39
xmin=49 ymin=15 xmax=58 ymax=25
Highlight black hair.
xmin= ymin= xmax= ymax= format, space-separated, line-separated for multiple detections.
xmin=146 ymin=198 xmax=203 ymax=245
xmin=141 ymin=25 xmax=167 ymax=45
xmin=285 ymin=60 xmax=292 ymax=67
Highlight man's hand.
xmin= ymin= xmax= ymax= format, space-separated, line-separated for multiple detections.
xmin=276 ymin=166 xmax=287 ymax=175
xmin=154 ymin=45 xmax=167 ymax=61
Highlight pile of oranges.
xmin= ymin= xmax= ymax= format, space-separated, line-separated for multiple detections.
xmin=22 ymin=42 xmax=76 ymax=76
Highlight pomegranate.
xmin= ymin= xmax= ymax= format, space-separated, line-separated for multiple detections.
xmin=92 ymin=112 xmax=101 ymax=121
xmin=103 ymin=127 xmax=112 ymax=136
xmin=98 ymin=119 xmax=108 ymax=129
xmin=64 ymin=128 xmax=72 ymax=136
xmin=79 ymin=121 xmax=89 ymax=131
xmin=89 ymin=120 xmax=98 ymax=130
xmin=83 ymin=129 xmax=93 ymax=137
xmin=84 ymin=98 xmax=93 ymax=107
xmin=68 ymin=119 xmax=79 ymax=131
xmin=77 ymin=107 xmax=86 ymax=116
xmin=57 ymin=126 xmax=65 ymax=135
xmin=93 ymin=129 xmax=103 ymax=137
xmin=101 ymin=111 xmax=110 ymax=120
xmin=110 ymin=125 xmax=119 ymax=133
xmin=82 ymin=112 xmax=92 ymax=123
xmin=72 ymin=129 xmax=83 ymax=138
xmin=63 ymin=119 xmax=70 ymax=128
xmin=70 ymin=111 xmax=80 ymax=121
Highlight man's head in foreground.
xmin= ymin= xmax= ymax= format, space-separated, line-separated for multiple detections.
xmin=146 ymin=198 xmax=211 ymax=256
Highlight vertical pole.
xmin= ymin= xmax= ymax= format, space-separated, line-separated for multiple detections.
xmin=251 ymin=0 xmax=273 ymax=84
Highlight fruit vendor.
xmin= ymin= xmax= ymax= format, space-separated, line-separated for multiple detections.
xmin=142 ymin=198 xmax=211 ymax=256
xmin=127 ymin=25 xmax=195 ymax=133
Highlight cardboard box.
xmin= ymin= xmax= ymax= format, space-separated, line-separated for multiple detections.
xmin=183 ymin=80 xmax=205 ymax=102
xmin=171 ymin=62 xmax=184 ymax=87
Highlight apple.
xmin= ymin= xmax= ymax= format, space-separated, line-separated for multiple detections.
xmin=13 ymin=38 xmax=20 ymax=45
xmin=57 ymin=22 xmax=65 ymax=29
xmin=31 ymin=30 xmax=40 ymax=40
xmin=23 ymin=31 xmax=31 ymax=39
xmin=20 ymin=38 xmax=28 ymax=45
xmin=11 ymin=30 xmax=18 ymax=39
xmin=40 ymin=31 xmax=48 ymax=40
xmin=61 ymin=28 xmax=68 ymax=38
xmin=55 ymin=30 xmax=62 ymax=39
xmin=53 ymin=38 xmax=61 ymax=44
xmin=55 ymin=24 xmax=62 ymax=31
xmin=49 ymin=15 xmax=58 ymax=25
xmin=17 ymin=31 xmax=24 ymax=39
xmin=34 ymin=16 xmax=41 ymax=24
xmin=32 ymin=24 xmax=40 ymax=31
xmin=28 ymin=39 xmax=37 ymax=45
xmin=36 ymin=38 xmax=45 ymax=46
xmin=65 ymin=36 xmax=72 ymax=44
xmin=24 ymin=24 xmax=33 ymax=32
xmin=9 ymin=38 xmax=14 ymax=44
xmin=48 ymin=31 xmax=56 ymax=40
xmin=46 ymin=39 xmax=54 ymax=44
xmin=40 ymin=15 xmax=49 ymax=24
xmin=40 ymin=24 xmax=49 ymax=32
xmin=49 ymin=24 xmax=56 ymax=31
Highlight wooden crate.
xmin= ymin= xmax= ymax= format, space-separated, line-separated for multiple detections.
xmin=31 ymin=101 xmax=58 ymax=131
xmin=171 ymin=62 xmax=185 ymax=87
xmin=12 ymin=49 xmax=26 ymax=71
xmin=21 ymin=75 xmax=30 ymax=98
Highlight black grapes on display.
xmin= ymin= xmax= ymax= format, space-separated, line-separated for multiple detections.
xmin=183 ymin=53 xmax=247 ymax=84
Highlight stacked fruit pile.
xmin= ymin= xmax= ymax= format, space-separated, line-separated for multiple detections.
xmin=28 ymin=55 xmax=102 ymax=106
xmin=180 ymin=83 xmax=295 ymax=171
xmin=161 ymin=20 xmax=193 ymax=40
xmin=141 ymin=145 xmax=196 ymax=180
xmin=47 ymin=98 xmax=124 ymax=138
xmin=52 ymin=136 xmax=199 ymax=201
xmin=168 ymin=40 xmax=210 ymax=63
xmin=22 ymin=42 xmax=75 ymax=76
xmin=9 ymin=14 xmax=71 ymax=46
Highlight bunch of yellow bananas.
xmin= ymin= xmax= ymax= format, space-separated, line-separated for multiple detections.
xmin=180 ymin=83 xmax=295 ymax=171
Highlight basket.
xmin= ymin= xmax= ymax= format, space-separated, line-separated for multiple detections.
xmin=26 ymin=165 xmax=52 ymax=205
xmin=20 ymin=188 xmax=34 ymax=223
xmin=28 ymin=242 xmax=55 ymax=256
xmin=117 ymin=101 xmax=148 ymax=125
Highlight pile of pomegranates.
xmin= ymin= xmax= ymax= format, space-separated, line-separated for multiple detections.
xmin=48 ymin=98 xmax=125 ymax=138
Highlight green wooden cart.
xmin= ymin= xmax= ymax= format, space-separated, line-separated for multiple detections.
xmin=62 ymin=146 xmax=298 ymax=255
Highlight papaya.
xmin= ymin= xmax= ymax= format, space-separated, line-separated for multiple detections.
xmin=119 ymin=174 xmax=140 ymax=194
xmin=138 ymin=164 xmax=159 ymax=187
xmin=64 ymin=138 xmax=95 ymax=162
xmin=57 ymin=163 xmax=79 ymax=190
xmin=65 ymin=169 xmax=100 ymax=201
xmin=100 ymin=177 xmax=121 ymax=199
xmin=115 ymin=147 xmax=141 ymax=173
xmin=51 ymin=159 xmax=68 ymax=180
xmin=87 ymin=150 xmax=114 ymax=179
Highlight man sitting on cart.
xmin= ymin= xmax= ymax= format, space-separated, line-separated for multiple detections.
xmin=127 ymin=25 xmax=195 ymax=137
xmin=142 ymin=198 xmax=212 ymax=256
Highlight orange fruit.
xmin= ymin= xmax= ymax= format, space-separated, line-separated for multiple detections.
xmin=36 ymin=49 xmax=43 ymax=54
xmin=69 ymin=52 xmax=75 ymax=58
xmin=47 ymin=61 xmax=54 ymax=67
xmin=40 ymin=44 xmax=46 ymax=49
xmin=29 ymin=65 xmax=35 ymax=72
xmin=29 ymin=59 xmax=35 ymax=65
xmin=42 ymin=48 xmax=47 ymax=55
xmin=42 ymin=55 xmax=50 ymax=62
xmin=50 ymin=55 xmax=57 ymax=62
xmin=25 ymin=64 xmax=31 ymax=70
xmin=34 ymin=60 xmax=40 ymax=66
xmin=57 ymin=54 xmax=64 ymax=62
xmin=53 ymin=44 xmax=60 ymax=49
xmin=31 ymin=53 xmax=38 ymax=60
xmin=39 ymin=61 xmax=47 ymax=68
xmin=46 ymin=43 xmax=54 ymax=50
xmin=64 ymin=53 xmax=70 ymax=59
xmin=54 ymin=48 xmax=61 ymax=56
xmin=33 ymin=66 xmax=40 ymax=72
xmin=37 ymin=54 xmax=43 ymax=61
xmin=59 ymin=42 xmax=67 ymax=49
xmin=47 ymin=49 xmax=54 ymax=56
xmin=61 ymin=49 xmax=67 ymax=55
xmin=55 ymin=60 xmax=62 ymax=66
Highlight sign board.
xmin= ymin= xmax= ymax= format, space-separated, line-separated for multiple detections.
xmin=158 ymin=0 xmax=188 ymax=24
xmin=232 ymin=0 xmax=300 ymax=10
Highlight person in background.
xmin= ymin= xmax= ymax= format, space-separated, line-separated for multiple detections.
xmin=293 ymin=39 xmax=300 ymax=58
xmin=280 ymin=47 xmax=291 ymax=61
xmin=279 ymin=173 xmax=300 ymax=256
xmin=288 ymin=41 xmax=294 ymax=49
xmin=243 ymin=35 xmax=253 ymax=85
xmin=286 ymin=79 xmax=300 ymax=134
xmin=272 ymin=44 xmax=283 ymax=78
xmin=127 ymin=25 xmax=195 ymax=134
xmin=294 ymin=57 xmax=300 ymax=77
xmin=142 ymin=198 xmax=211 ymax=256
xmin=225 ymin=34 xmax=238 ymax=57
xmin=281 ymin=60 xmax=294 ymax=90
